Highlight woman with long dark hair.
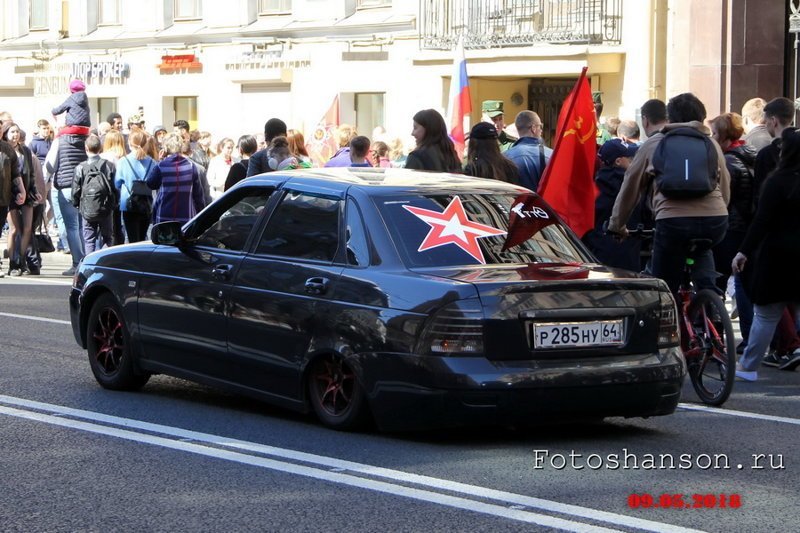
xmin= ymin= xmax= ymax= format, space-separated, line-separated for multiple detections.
xmin=732 ymin=127 xmax=800 ymax=379
xmin=405 ymin=109 xmax=461 ymax=172
xmin=2 ymin=122 xmax=41 ymax=275
xmin=463 ymin=122 xmax=520 ymax=183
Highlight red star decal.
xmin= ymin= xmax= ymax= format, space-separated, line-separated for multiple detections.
xmin=403 ymin=196 xmax=506 ymax=264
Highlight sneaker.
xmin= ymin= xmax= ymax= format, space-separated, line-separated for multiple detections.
xmin=735 ymin=364 xmax=757 ymax=381
xmin=778 ymin=350 xmax=800 ymax=371
xmin=8 ymin=267 xmax=22 ymax=277
xmin=762 ymin=352 xmax=790 ymax=368
xmin=736 ymin=341 xmax=746 ymax=356
xmin=61 ymin=266 xmax=76 ymax=276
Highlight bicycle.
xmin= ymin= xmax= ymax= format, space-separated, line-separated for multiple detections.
xmin=606 ymin=224 xmax=736 ymax=406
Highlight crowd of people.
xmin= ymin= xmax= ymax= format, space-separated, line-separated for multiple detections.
xmin=1 ymin=84 xmax=800 ymax=382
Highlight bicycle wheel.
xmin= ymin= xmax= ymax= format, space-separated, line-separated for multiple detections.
xmin=685 ymin=289 xmax=736 ymax=406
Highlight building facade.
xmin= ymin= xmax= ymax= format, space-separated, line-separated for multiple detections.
xmin=0 ymin=0 xmax=790 ymax=146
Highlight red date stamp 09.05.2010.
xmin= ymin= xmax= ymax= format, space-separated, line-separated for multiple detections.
xmin=628 ymin=493 xmax=741 ymax=509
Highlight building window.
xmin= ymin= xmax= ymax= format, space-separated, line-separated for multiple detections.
xmin=30 ymin=0 xmax=48 ymax=29
xmin=357 ymin=0 xmax=391 ymax=8
xmin=99 ymin=0 xmax=121 ymax=24
xmin=355 ymin=93 xmax=384 ymax=140
xmin=259 ymin=0 xmax=291 ymax=14
xmin=174 ymin=0 xmax=202 ymax=20
xmin=95 ymin=98 xmax=118 ymax=127
xmin=174 ymin=96 xmax=198 ymax=131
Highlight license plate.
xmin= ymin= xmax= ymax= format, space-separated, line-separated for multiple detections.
xmin=531 ymin=320 xmax=624 ymax=349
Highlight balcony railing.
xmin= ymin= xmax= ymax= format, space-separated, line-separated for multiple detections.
xmin=419 ymin=0 xmax=622 ymax=50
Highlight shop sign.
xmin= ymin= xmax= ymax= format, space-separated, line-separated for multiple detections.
xmin=71 ymin=60 xmax=130 ymax=81
xmin=33 ymin=60 xmax=130 ymax=97
xmin=224 ymin=51 xmax=310 ymax=72
xmin=159 ymin=54 xmax=203 ymax=73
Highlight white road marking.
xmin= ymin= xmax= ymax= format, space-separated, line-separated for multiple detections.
xmin=0 ymin=395 xmax=702 ymax=533
xmin=0 ymin=312 xmax=71 ymax=325
xmin=0 ymin=278 xmax=73 ymax=286
xmin=678 ymin=403 xmax=800 ymax=426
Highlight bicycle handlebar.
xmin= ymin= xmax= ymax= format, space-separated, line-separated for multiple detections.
xmin=602 ymin=220 xmax=654 ymax=238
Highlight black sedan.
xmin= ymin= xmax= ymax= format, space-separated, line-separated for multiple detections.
xmin=70 ymin=168 xmax=684 ymax=431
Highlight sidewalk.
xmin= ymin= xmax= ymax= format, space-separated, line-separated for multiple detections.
xmin=0 ymin=234 xmax=74 ymax=280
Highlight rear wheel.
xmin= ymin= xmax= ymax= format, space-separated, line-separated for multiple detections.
xmin=86 ymin=293 xmax=150 ymax=390
xmin=307 ymin=354 xmax=368 ymax=430
xmin=685 ymin=289 xmax=735 ymax=406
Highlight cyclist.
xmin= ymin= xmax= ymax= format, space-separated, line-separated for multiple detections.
xmin=608 ymin=94 xmax=731 ymax=294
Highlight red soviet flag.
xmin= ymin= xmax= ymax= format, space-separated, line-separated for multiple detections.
xmin=536 ymin=67 xmax=597 ymax=238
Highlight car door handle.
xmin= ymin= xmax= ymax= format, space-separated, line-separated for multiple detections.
xmin=211 ymin=264 xmax=234 ymax=281
xmin=304 ymin=277 xmax=329 ymax=295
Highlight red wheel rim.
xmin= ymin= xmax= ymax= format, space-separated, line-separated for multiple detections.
xmin=313 ymin=356 xmax=355 ymax=417
xmin=92 ymin=308 xmax=124 ymax=374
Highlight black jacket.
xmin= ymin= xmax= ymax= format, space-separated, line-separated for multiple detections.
xmin=724 ymin=143 xmax=757 ymax=233
xmin=740 ymin=167 xmax=800 ymax=304
xmin=582 ymin=165 xmax=646 ymax=272
xmin=246 ymin=149 xmax=274 ymax=177
xmin=54 ymin=134 xmax=88 ymax=190
xmin=405 ymin=146 xmax=461 ymax=173
xmin=753 ymin=138 xmax=780 ymax=209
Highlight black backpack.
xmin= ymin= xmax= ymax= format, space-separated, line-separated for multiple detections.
xmin=80 ymin=160 xmax=115 ymax=222
xmin=652 ymin=127 xmax=719 ymax=199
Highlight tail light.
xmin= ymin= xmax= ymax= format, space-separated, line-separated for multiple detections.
xmin=417 ymin=300 xmax=484 ymax=356
xmin=657 ymin=291 xmax=680 ymax=347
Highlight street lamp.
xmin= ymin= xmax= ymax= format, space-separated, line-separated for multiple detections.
xmin=790 ymin=1 xmax=800 ymax=124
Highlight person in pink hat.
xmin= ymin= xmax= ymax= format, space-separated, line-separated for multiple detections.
xmin=51 ymin=79 xmax=91 ymax=136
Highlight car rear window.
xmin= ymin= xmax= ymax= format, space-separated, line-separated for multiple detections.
xmin=376 ymin=193 xmax=590 ymax=268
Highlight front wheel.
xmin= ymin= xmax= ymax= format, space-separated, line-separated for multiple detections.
xmin=86 ymin=293 xmax=150 ymax=391
xmin=685 ymin=289 xmax=736 ymax=406
xmin=307 ymin=354 xmax=369 ymax=431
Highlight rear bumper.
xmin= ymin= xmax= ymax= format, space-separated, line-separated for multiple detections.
xmin=358 ymin=348 xmax=685 ymax=431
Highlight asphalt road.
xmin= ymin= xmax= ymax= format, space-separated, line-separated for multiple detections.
xmin=1 ymin=251 xmax=798 ymax=532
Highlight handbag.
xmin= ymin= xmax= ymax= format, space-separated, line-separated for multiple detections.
xmin=124 ymin=158 xmax=154 ymax=215
xmin=34 ymin=231 xmax=55 ymax=253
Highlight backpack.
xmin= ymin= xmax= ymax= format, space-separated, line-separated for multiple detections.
xmin=79 ymin=160 xmax=115 ymax=222
xmin=123 ymin=158 xmax=154 ymax=216
xmin=651 ymin=127 xmax=719 ymax=199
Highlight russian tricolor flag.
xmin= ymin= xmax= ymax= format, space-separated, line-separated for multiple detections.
xmin=447 ymin=36 xmax=471 ymax=159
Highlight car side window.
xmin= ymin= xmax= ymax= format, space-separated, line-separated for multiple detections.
xmin=256 ymin=190 xmax=341 ymax=262
xmin=345 ymin=198 xmax=370 ymax=267
xmin=192 ymin=189 xmax=273 ymax=251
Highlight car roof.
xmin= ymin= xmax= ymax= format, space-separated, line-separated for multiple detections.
xmin=236 ymin=168 xmax=530 ymax=195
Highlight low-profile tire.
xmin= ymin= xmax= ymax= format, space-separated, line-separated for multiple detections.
xmin=86 ymin=293 xmax=150 ymax=391
xmin=307 ymin=354 xmax=369 ymax=431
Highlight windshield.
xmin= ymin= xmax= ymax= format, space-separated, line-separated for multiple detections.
xmin=376 ymin=193 xmax=591 ymax=268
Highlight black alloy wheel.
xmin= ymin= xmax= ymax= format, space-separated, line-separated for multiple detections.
xmin=307 ymin=354 xmax=369 ymax=430
xmin=86 ymin=293 xmax=150 ymax=391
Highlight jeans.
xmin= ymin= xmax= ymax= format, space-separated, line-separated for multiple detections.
xmin=55 ymin=187 xmax=85 ymax=267
xmin=82 ymin=215 xmax=113 ymax=254
xmin=740 ymin=302 xmax=800 ymax=371
xmin=50 ymin=186 xmax=68 ymax=251
xmin=651 ymin=216 xmax=728 ymax=295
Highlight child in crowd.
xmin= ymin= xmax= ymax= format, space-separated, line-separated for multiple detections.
xmin=72 ymin=134 xmax=116 ymax=253
xmin=51 ymin=79 xmax=91 ymax=136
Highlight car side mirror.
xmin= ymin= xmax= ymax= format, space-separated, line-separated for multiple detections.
xmin=151 ymin=221 xmax=185 ymax=246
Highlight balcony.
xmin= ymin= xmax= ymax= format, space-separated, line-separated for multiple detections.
xmin=419 ymin=0 xmax=622 ymax=50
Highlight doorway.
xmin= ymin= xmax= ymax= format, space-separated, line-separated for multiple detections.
xmin=528 ymin=78 xmax=578 ymax=147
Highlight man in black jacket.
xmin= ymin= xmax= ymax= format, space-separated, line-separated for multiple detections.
xmin=246 ymin=118 xmax=287 ymax=177
xmin=753 ymin=97 xmax=794 ymax=207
